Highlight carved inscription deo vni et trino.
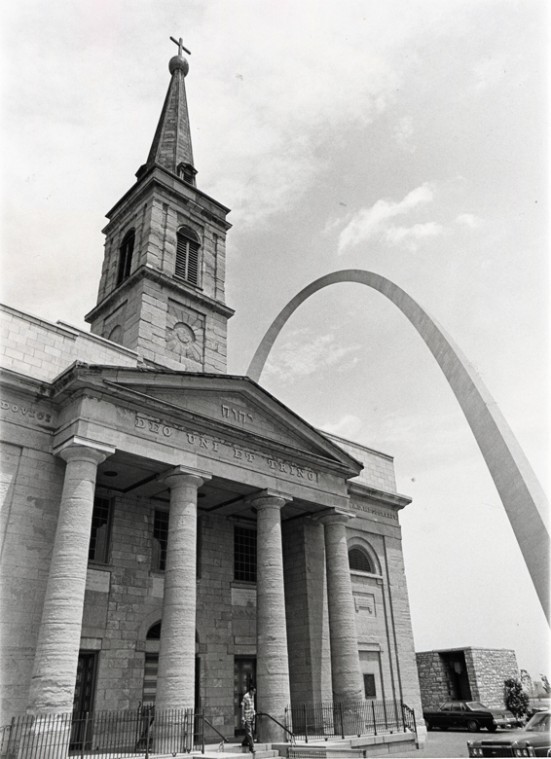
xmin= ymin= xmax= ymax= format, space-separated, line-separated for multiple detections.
xmin=134 ymin=412 xmax=319 ymax=483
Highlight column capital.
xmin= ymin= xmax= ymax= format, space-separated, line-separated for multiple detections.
xmin=317 ymin=507 xmax=356 ymax=526
xmin=248 ymin=488 xmax=293 ymax=511
xmin=159 ymin=465 xmax=212 ymax=490
xmin=54 ymin=436 xmax=115 ymax=465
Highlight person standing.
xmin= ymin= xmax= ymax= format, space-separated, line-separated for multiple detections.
xmin=241 ymin=684 xmax=256 ymax=753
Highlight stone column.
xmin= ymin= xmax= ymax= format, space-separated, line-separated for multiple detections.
xmin=24 ymin=438 xmax=113 ymax=758
xmin=155 ymin=467 xmax=211 ymax=713
xmin=27 ymin=439 xmax=114 ymax=715
xmin=252 ymin=490 xmax=292 ymax=743
xmin=320 ymin=510 xmax=364 ymax=708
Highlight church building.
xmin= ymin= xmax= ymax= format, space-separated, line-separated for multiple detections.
xmin=0 ymin=42 xmax=423 ymax=753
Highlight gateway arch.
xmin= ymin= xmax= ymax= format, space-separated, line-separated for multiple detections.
xmin=247 ymin=270 xmax=550 ymax=623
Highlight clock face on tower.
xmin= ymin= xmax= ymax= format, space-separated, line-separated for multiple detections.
xmin=166 ymin=302 xmax=205 ymax=369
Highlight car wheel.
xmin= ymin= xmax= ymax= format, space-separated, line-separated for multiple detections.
xmin=426 ymin=721 xmax=432 ymax=731
xmin=467 ymin=720 xmax=479 ymax=732
xmin=488 ymin=725 xmax=497 ymax=732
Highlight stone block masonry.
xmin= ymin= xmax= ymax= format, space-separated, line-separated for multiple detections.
xmin=416 ymin=648 xmax=520 ymax=710
xmin=0 ymin=304 xmax=141 ymax=382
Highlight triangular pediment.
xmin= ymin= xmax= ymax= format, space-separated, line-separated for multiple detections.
xmin=64 ymin=366 xmax=362 ymax=476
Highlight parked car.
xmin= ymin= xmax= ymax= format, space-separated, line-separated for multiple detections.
xmin=467 ymin=710 xmax=551 ymax=757
xmin=423 ymin=701 xmax=519 ymax=732
xmin=527 ymin=698 xmax=551 ymax=718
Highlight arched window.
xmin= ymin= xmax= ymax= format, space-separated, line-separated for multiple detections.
xmin=348 ymin=547 xmax=373 ymax=573
xmin=175 ymin=226 xmax=200 ymax=285
xmin=116 ymin=229 xmax=135 ymax=286
xmin=146 ymin=622 xmax=161 ymax=640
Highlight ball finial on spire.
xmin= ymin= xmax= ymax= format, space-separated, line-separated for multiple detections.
xmin=169 ymin=36 xmax=191 ymax=76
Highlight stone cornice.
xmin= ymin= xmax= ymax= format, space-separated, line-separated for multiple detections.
xmin=0 ymin=366 xmax=51 ymax=398
xmin=104 ymin=166 xmax=231 ymax=232
xmin=47 ymin=363 xmax=363 ymax=479
xmin=347 ymin=480 xmax=411 ymax=509
xmin=84 ymin=264 xmax=235 ymax=324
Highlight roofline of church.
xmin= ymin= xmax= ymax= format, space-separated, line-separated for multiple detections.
xmin=43 ymin=361 xmax=365 ymax=476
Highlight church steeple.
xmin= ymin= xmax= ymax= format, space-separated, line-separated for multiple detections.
xmin=85 ymin=40 xmax=234 ymax=373
xmin=138 ymin=38 xmax=197 ymax=185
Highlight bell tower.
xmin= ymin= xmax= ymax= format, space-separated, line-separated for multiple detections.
xmin=85 ymin=39 xmax=234 ymax=373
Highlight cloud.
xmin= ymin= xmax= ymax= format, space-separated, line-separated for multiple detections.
xmin=455 ymin=213 xmax=482 ymax=229
xmin=336 ymin=182 xmax=436 ymax=254
xmin=264 ymin=330 xmax=360 ymax=381
xmin=385 ymin=221 xmax=445 ymax=251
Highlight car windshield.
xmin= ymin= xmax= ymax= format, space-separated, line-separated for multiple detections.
xmin=526 ymin=713 xmax=550 ymax=733
xmin=466 ymin=702 xmax=487 ymax=711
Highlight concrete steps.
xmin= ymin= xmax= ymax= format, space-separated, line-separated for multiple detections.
xmin=196 ymin=742 xmax=279 ymax=759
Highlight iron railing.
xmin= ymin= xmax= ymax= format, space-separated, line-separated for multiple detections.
xmin=256 ymin=712 xmax=296 ymax=744
xmin=1 ymin=701 xmax=416 ymax=757
xmin=286 ymin=699 xmax=416 ymax=742
xmin=0 ymin=706 xmax=220 ymax=758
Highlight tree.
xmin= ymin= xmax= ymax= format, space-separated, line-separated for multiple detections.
xmin=504 ymin=677 xmax=529 ymax=719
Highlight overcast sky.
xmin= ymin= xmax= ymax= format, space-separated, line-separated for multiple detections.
xmin=2 ymin=1 xmax=549 ymax=680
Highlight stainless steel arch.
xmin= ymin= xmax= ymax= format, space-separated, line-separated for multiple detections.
xmin=247 ymin=270 xmax=550 ymax=622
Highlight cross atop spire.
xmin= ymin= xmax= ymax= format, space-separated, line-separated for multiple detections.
xmin=137 ymin=40 xmax=196 ymax=181
xmin=170 ymin=36 xmax=191 ymax=57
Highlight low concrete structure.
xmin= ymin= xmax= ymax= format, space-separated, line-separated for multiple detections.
xmin=416 ymin=647 xmax=520 ymax=709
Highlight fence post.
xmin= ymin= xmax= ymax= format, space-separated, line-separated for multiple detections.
xmin=338 ymin=704 xmax=344 ymax=739
xmin=5 ymin=716 xmax=16 ymax=757
xmin=371 ymin=701 xmax=377 ymax=736
xmin=145 ymin=709 xmax=150 ymax=759
xmin=303 ymin=704 xmax=308 ymax=744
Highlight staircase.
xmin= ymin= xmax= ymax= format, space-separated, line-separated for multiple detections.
xmin=196 ymin=742 xmax=280 ymax=759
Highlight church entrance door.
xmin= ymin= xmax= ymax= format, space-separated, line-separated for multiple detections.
xmin=234 ymin=657 xmax=256 ymax=736
xmin=70 ymin=651 xmax=97 ymax=749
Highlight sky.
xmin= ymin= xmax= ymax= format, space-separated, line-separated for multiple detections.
xmin=1 ymin=1 xmax=549 ymax=680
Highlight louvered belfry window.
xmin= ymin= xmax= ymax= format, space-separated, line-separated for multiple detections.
xmin=116 ymin=229 xmax=135 ymax=286
xmin=175 ymin=226 xmax=200 ymax=285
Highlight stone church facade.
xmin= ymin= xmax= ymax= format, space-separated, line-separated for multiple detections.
xmin=0 ymin=44 xmax=423 ymax=745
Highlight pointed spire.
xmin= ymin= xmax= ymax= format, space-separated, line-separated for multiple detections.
xmin=138 ymin=38 xmax=197 ymax=185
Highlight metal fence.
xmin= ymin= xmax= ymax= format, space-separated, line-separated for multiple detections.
xmin=1 ymin=701 xmax=417 ymax=757
xmin=0 ymin=707 xmax=200 ymax=758
xmin=286 ymin=700 xmax=416 ymax=742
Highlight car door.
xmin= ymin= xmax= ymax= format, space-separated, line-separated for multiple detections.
xmin=439 ymin=702 xmax=454 ymax=728
xmin=452 ymin=702 xmax=466 ymax=728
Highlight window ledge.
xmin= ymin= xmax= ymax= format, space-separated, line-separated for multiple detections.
xmin=88 ymin=562 xmax=113 ymax=572
xmin=351 ymin=569 xmax=383 ymax=580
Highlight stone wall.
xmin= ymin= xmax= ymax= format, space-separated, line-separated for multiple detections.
xmin=0 ymin=303 xmax=140 ymax=382
xmin=283 ymin=518 xmax=332 ymax=707
xmin=416 ymin=648 xmax=520 ymax=711
xmin=467 ymin=648 xmax=519 ymax=708
xmin=416 ymin=651 xmax=450 ymax=709
xmin=323 ymin=433 xmax=397 ymax=493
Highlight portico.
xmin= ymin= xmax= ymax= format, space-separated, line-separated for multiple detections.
xmin=24 ymin=363 xmax=368 ymax=730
